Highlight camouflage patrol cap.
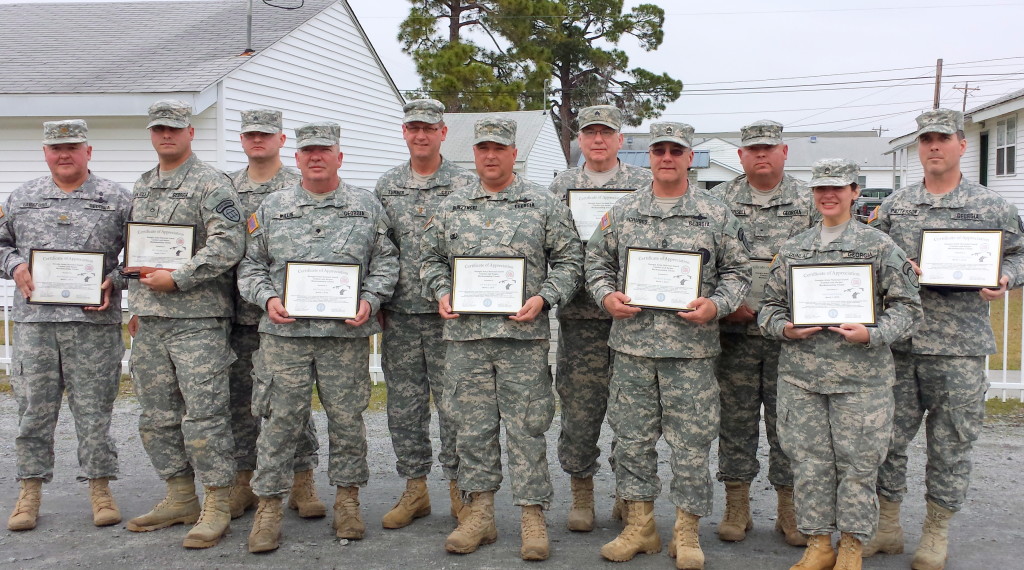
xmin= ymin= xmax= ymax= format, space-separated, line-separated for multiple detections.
xmin=473 ymin=117 xmax=517 ymax=146
xmin=915 ymin=108 xmax=964 ymax=137
xmin=809 ymin=158 xmax=859 ymax=188
xmin=147 ymin=99 xmax=192 ymax=129
xmin=240 ymin=109 xmax=283 ymax=134
xmin=740 ymin=119 xmax=784 ymax=146
xmin=649 ymin=122 xmax=694 ymax=148
xmin=295 ymin=122 xmax=341 ymax=148
xmin=403 ymin=99 xmax=445 ymax=124
xmin=578 ymin=105 xmax=623 ymax=131
xmin=42 ymin=119 xmax=88 ymax=145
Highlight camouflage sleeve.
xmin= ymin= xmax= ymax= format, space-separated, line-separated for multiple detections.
xmin=419 ymin=212 xmax=451 ymax=302
xmin=0 ymin=191 xmax=24 ymax=280
xmin=758 ymin=253 xmax=792 ymax=340
xmin=107 ymin=185 xmax=133 ymax=291
xmin=584 ymin=210 xmax=619 ymax=313
xmin=709 ymin=213 xmax=752 ymax=318
xmin=999 ymin=207 xmax=1024 ymax=289
xmin=171 ymin=177 xmax=246 ymax=291
xmin=872 ymin=195 xmax=894 ymax=233
xmin=867 ymin=243 xmax=922 ymax=348
xmin=236 ymin=204 xmax=276 ymax=311
xmin=360 ymin=211 xmax=399 ymax=315
xmin=538 ymin=200 xmax=584 ymax=306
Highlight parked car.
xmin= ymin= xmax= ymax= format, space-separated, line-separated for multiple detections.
xmin=855 ymin=188 xmax=893 ymax=222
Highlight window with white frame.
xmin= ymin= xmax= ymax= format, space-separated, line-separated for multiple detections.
xmin=997 ymin=116 xmax=1016 ymax=175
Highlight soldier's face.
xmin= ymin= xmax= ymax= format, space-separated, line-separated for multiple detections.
xmin=43 ymin=143 xmax=92 ymax=183
xmin=649 ymin=142 xmax=693 ymax=186
xmin=738 ymin=144 xmax=788 ymax=179
xmin=295 ymin=145 xmax=343 ymax=182
xmin=473 ymin=142 xmax=517 ymax=190
xmin=579 ymin=125 xmax=623 ymax=168
xmin=813 ymin=185 xmax=859 ymax=221
xmin=150 ymin=125 xmax=194 ymax=161
xmin=240 ymin=131 xmax=286 ymax=160
xmin=918 ymin=132 xmax=966 ymax=178
xmin=402 ymin=121 xmax=447 ymax=161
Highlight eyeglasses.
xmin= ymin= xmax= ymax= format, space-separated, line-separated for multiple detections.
xmin=650 ymin=146 xmax=686 ymax=157
xmin=579 ymin=129 xmax=617 ymax=139
xmin=405 ymin=125 xmax=442 ymax=134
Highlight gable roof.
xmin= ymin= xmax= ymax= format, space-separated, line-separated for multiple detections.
xmin=966 ymin=87 xmax=1024 ymax=117
xmin=440 ymin=110 xmax=553 ymax=163
xmin=0 ymin=0 xmax=336 ymax=94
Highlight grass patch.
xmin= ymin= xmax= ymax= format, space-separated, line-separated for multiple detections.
xmin=989 ymin=287 xmax=1023 ymax=370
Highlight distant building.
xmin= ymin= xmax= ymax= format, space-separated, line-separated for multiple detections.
xmin=440 ymin=110 xmax=566 ymax=185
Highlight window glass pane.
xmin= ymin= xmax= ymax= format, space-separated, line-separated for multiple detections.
xmin=1008 ymin=146 xmax=1016 ymax=175
xmin=1008 ymin=117 xmax=1016 ymax=143
xmin=997 ymin=122 xmax=1006 ymax=146
xmin=997 ymin=148 xmax=1005 ymax=175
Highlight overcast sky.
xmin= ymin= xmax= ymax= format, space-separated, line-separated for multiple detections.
xmin=5 ymin=0 xmax=1024 ymax=138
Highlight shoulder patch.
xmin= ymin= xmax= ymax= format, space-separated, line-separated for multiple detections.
xmin=0 ymin=205 xmax=5 ymax=219
xmin=247 ymin=212 xmax=260 ymax=234
xmin=599 ymin=212 xmax=611 ymax=231
xmin=867 ymin=205 xmax=879 ymax=224
xmin=215 ymin=199 xmax=241 ymax=223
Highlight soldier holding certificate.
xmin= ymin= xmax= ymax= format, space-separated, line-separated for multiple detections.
xmin=867 ymin=109 xmax=1024 ymax=569
xmin=2 ymin=120 xmax=131 ymax=532
xmin=585 ymin=122 xmax=751 ymax=568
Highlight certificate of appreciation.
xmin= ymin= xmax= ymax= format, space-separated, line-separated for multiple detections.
xmin=124 ymin=222 xmax=196 ymax=271
xmin=745 ymin=257 xmax=774 ymax=308
xmin=918 ymin=229 xmax=1003 ymax=289
xmin=567 ymin=189 xmax=633 ymax=241
xmin=451 ymin=256 xmax=526 ymax=314
xmin=28 ymin=249 xmax=105 ymax=307
xmin=283 ymin=262 xmax=361 ymax=319
xmin=623 ymin=248 xmax=703 ymax=311
xmin=789 ymin=263 xmax=876 ymax=327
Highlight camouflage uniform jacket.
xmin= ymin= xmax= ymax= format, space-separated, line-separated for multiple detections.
xmin=420 ymin=175 xmax=584 ymax=341
xmin=238 ymin=181 xmax=399 ymax=338
xmin=0 ymin=173 xmax=131 ymax=324
xmin=874 ymin=177 xmax=1024 ymax=356
xmin=585 ymin=186 xmax=752 ymax=359
xmin=709 ymin=173 xmax=817 ymax=335
xmin=374 ymin=157 xmax=477 ymax=314
xmin=758 ymin=220 xmax=922 ymax=393
xmin=128 ymin=153 xmax=245 ymax=318
xmin=549 ymin=161 xmax=653 ymax=319
xmin=229 ymin=165 xmax=301 ymax=325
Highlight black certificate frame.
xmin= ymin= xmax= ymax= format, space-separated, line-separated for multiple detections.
xmin=917 ymin=228 xmax=1004 ymax=290
xmin=566 ymin=188 xmax=635 ymax=242
xmin=124 ymin=221 xmax=197 ymax=269
xmin=27 ymin=248 xmax=107 ymax=307
xmin=788 ymin=262 xmax=877 ymax=328
xmin=623 ymin=247 xmax=704 ymax=312
xmin=282 ymin=261 xmax=363 ymax=320
xmin=450 ymin=255 xmax=528 ymax=315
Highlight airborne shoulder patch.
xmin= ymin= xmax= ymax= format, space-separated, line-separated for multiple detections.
xmin=247 ymin=212 xmax=259 ymax=234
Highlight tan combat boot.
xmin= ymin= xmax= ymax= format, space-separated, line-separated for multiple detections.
xmin=834 ymin=532 xmax=863 ymax=570
xmin=611 ymin=494 xmax=625 ymax=524
xmin=127 ymin=475 xmax=200 ymax=532
xmin=288 ymin=469 xmax=326 ymax=518
xmin=775 ymin=486 xmax=806 ymax=546
xmin=912 ymin=501 xmax=953 ymax=570
xmin=718 ymin=480 xmax=752 ymax=542
xmin=567 ymin=476 xmax=595 ymax=532
xmin=520 ymin=505 xmax=549 ymax=560
xmin=7 ymin=478 xmax=43 ymax=531
xmin=668 ymin=509 xmax=704 ymax=570
xmin=248 ymin=497 xmax=283 ymax=553
xmin=600 ymin=500 xmax=661 ymax=562
xmin=445 ymin=491 xmax=497 ymax=554
xmin=382 ymin=476 xmax=431 ymax=529
xmin=88 ymin=478 xmax=121 ymax=527
xmin=789 ymin=534 xmax=837 ymax=570
xmin=333 ymin=486 xmax=365 ymax=540
xmin=229 ymin=470 xmax=258 ymax=519
xmin=862 ymin=495 xmax=904 ymax=556
xmin=449 ymin=480 xmax=466 ymax=521
xmin=183 ymin=486 xmax=232 ymax=549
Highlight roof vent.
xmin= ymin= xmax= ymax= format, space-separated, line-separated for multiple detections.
xmin=809 ymin=136 xmax=818 ymax=143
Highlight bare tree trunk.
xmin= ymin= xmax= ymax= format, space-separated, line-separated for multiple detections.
xmin=558 ymin=66 xmax=573 ymax=162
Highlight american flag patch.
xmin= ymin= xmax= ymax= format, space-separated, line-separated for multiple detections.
xmin=247 ymin=213 xmax=259 ymax=234
xmin=867 ymin=205 xmax=879 ymax=224
xmin=599 ymin=212 xmax=611 ymax=230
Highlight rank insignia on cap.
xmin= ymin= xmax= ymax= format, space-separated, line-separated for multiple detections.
xmin=599 ymin=212 xmax=611 ymax=230
xmin=247 ymin=213 xmax=260 ymax=234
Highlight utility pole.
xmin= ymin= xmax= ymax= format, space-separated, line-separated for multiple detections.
xmin=953 ymin=83 xmax=981 ymax=112
xmin=873 ymin=125 xmax=889 ymax=138
xmin=933 ymin=58 xmax=943 ymax=109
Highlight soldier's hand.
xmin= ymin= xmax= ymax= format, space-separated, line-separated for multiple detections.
xmin=828 ymin=323 xmax=870 ymax=343
xmin=267 ymin=297 xmax=296 ymax=324
xmin=345 ymin=300 xmax=372 ymax=327
xmin=679 ymin=297 xmax=718 ymax=324
xmin=509 ymin=295 xmax=544 ymax=323
xmin=980 ymin=275 xmax=1009 ymax=302
xmin=438 ymin=294 xmax=459 ymax=320
xmin=127 ymin=314 xmax=139 ymax=337
xmin=84 ymin=278 xmax=113 ymax=312
xmin=603 ymin=291 xmax=641 ymax=320
xmin=140 ymin=269 xmax=177 ymax=292
xmin=722 ymin=304 xmax=756 ymax=323
xmin=908 ymin=258 xmax=922 ymax=276
xmin=12 ymin=263 xmax=33 ymax=299
xmin=783 ymin=322 xmax=821 ymax=339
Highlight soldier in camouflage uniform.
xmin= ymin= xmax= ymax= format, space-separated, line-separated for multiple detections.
xmin=548 ymin=105 xmax=652 ymax=532
xmin=238 ymin=122 xmax=398 ymax=553
xmin=586 ymin=123 xmax=751 ymax=569
xmin=421 ymin=117 xmax=583 ymax=561
xmin=708 ymin=120 xmax=814 ymax=546
xmin=375 ymin=99 xmax=478 ymax=530
xmin=759 ymin=158 xmax=921 ymax=570
xmin=3 ymin=120 xmax=131 ymax=532
xmin=866 ymin=109 xmax=1024 ymax=570
xmin=125 ymin=100 xmax=246 ymax=550
xmin=227 ymin=109 xmax=322 ymax=521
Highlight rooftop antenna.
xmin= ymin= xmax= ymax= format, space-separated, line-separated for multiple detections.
xmin=239 ymin=0 xmax=256 ymax=56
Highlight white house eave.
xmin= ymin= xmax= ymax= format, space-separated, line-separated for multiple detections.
xmin=0 ymin=83 xmax=219 ymax=117
xmin=709 ymin=159 xmax=742 ymax=173
xmin=968 ymin=98 xmax=1024 ymax=123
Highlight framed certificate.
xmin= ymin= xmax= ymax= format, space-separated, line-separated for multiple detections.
xmin=567 ymin=188 xmax=633 ymax=241
xmin=623 ymin=247 xmax=703 ymax=312
xmin=789 ymin=263 xmax=876 ymax=327
xmin=124 ymin=222 xmax=196 ymax=272
xmin=283 ymin=262 xmax=362 ymax=319
xmin=745 ymin=257 xmax=774 ymax=308
xmin=451 ymin=256 xmax=526 ymax=314
xmin=918 ymin=229 xmax=1003 ymax=289
xmin=28 ymin=249 xmax=105 ymax=307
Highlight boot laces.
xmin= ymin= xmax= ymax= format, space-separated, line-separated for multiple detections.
xmin=91 ymin=487 xmax=115 ymax=511
xmin=571 ymin=486 xmax=593 ymax=510
xmin=252 ymin=501 xmax=279 ymax=533
xmin=457 ymin=507 xmax=490 ymax=535
xmin=13 ymin=490 xmax=40 ymax=516
xmin=522 ymin=511 xmax=546 ymax=540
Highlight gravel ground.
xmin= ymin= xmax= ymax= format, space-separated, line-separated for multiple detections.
xmin=1 ymin=393 xmax=1022 ymax=569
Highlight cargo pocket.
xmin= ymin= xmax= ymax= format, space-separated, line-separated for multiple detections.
xmin=516 ymin=378 xmax=555 ymax=437
xmin=251 ymin=372 xmax=272 ymax=418
xmin=948 ymin=385 xmax=986 ymax=444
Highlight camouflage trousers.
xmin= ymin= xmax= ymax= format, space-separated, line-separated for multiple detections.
xmin=11 ymin=322 xmax=123 ymax=482
xmin=446 ymin=339 xmax=555 ymax=508
xmin=132 ymin=317 xmax=235 ymax=487
xmin=715 ymin=332 xmax=792 ymax=487
xmin=608 ymin=352 xmax=719 ymax=516
xmin=876 ymin=352 xmax=987 ymax=512
xmin=251 ymin=334 xmax=370 ymax=498
xmin=778 ymin=380 xmax=893 ymax=543
xmin=229 ymin=323 xmax=319 ymax=473
xmin=555 ymin=316 xmax=614 ymax=478
xmin=381 ymin=311 xmax=456 ymax=479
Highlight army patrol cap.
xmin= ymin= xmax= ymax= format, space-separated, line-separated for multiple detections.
xmin=42 ymin=119 xmax=88 ymax=145
xmin=473 ymin=117 xmax=517 ymax=146
xmin=240 ymin=109 xmax=283 ymax=134
xmin=809 ymin=158 xmax=859 ymax=188
xmin=740 ymin=119 xmax=784 ymax=146
xmin=147 ymin=100 xmax=192 ymax=129
xmin=295 ymin=122 xmax=341 ymax=148
xmin=649 ymin=122 xmax=694 ymax=148
xmin=404 ymin=99 xmax=445 ymax=124
xmin=578 ymin=105 xmax=623 ymax=131
xmin=915 ymin=108 xmax=964 ymax=137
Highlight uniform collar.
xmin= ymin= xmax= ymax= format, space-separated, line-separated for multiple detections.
xmin=151 ymin=153 xmax=199 ymax=190
xmin=905 ymin=175 xmax=969 ymax=208
xmin=398 ymin=156 xmax=454 ymax=189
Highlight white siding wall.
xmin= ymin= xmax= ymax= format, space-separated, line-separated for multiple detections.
xmin=694 ymin=138 xmax=741 ymax=172
xmin=786 ymin=167 xmax=892 ymax=188
xmin=966 ymin=113 xmax=1024 ymax=211
xmin=523 ymin=115 xmax=568 ymax=185
xmin=220 ymin=1 xmax=406 ymax=189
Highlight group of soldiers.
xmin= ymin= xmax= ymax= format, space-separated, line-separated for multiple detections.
xmin=2 ymin=97 xmax=1017 ymax=570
